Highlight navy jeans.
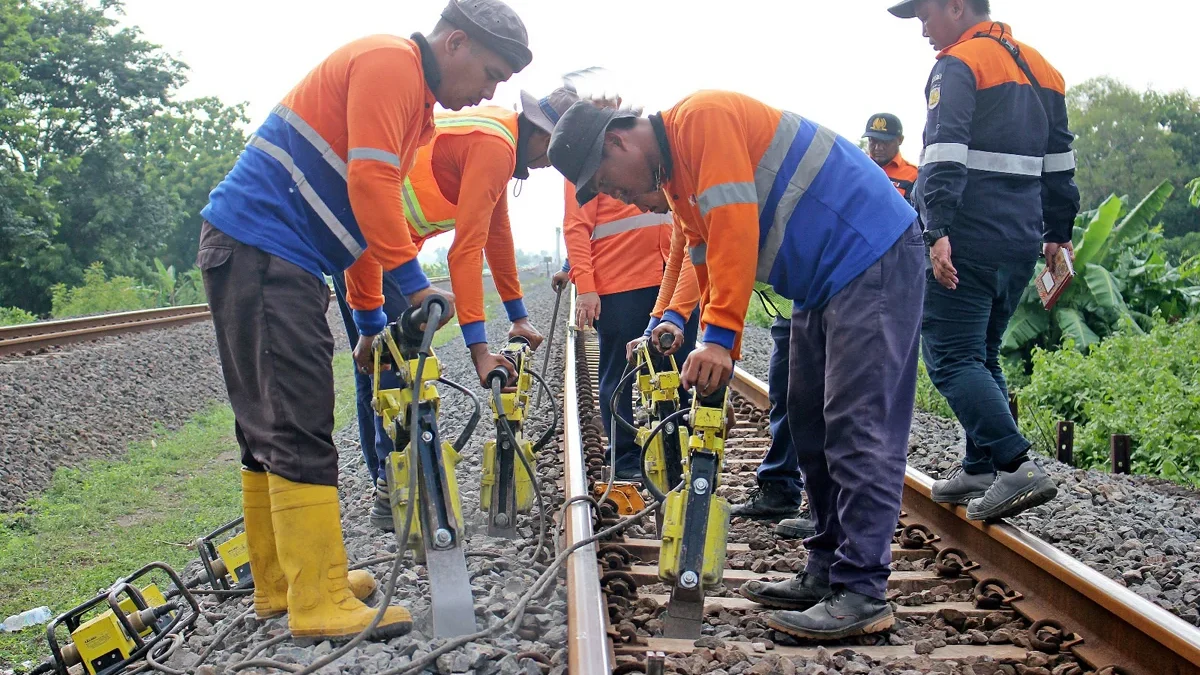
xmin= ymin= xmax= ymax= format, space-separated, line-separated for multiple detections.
xmin=789 ymin=223 xmax=925 ymax=600
xmin=596 ymin=286 xmax=699 ymax=474
xmin=331 ymin=274 xmax=410 ymax=482
xmin=921 ymin=256 xmax=1036 ymax=475
xmin=755 ymin=314 xmax=805 ymax=502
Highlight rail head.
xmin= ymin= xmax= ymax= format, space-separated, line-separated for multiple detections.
xmin=562 ymin=310 xmax=614 ymax=674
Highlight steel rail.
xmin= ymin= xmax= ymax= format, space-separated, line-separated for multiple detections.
xmin=562 ymin=289 xmax=615 ymax=674
xmin=730 ymin=366 xmax=1200 ymax=675
xmin=0 ymin=305 xmax=212 ymax=357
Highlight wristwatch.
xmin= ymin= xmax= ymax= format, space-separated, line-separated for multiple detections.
xmin=923 ymin=228 xmax=950 ymax=246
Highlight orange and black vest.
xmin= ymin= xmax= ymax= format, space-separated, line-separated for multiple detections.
xmin=883 ymin=154 xmax=918 ymax=199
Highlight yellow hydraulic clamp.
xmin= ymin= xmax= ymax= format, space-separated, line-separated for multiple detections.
xmin=481 ymin=337 xmax=537 ymax=538
xmin=656 ymin=383 xmax=732 ymax=639
xmin=372 ymin=295 xmax=477 ymax=639
xmin=45 ymin=562 xmax=199 ymax=675
xmin=193 ymin=517 xmax=251 ymax=591
xmin=632 ymin=333 xmax=689 ymax=497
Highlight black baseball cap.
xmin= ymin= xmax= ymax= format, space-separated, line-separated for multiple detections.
xmin=863 ymin=113 xmax=903 ymax=141
xmin=440 ymin=0 xmax=532 ymax=72
xmin=887 ymin=0 xmax=919 ymax=18
xmin=548 ymin=101 xmax=639 ymax=205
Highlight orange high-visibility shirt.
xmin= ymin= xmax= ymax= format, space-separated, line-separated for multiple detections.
xmin=883 ymin=153 xmax=918 ymax=198
xmin=561 ymin=182 xmax=672 ymax=297
xmin=650 ymin=215 xmax=701 ymax=331
xmin=344 ymin=108 xmax=525 ymax=345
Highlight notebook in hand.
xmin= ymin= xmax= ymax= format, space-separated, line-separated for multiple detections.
xmin=1035 ymin=247 xmax=1076 ymax=310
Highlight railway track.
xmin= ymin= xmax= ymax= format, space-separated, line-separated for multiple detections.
xmin=560 ymin=313 xmax=1200 ymax=674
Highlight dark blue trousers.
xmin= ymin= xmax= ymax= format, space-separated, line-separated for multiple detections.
xmin=596 ymin=286 xmax=698 ymax=474
xmin=788 ymin=223 xmax=925 ymax=600
xmin=921 ymin=257 xmax=1035 ymax=475
xmin=331 ymin=274 xmax=410 ymax=482
xmin=755 ymin=314 xmax=805 ymax=502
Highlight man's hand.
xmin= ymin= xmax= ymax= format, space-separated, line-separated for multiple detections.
xmin=407 ymin=286 xmax=456 ymax=329
xmin=508 ymin=318 xmax=545 ymax=350
xmin=650 ymin=322 xmax=684 ymax=356
xmin=470 ymin=344 xmax=516 ymax=389
xmin=930 ymin=237 xmax=958 ymax=290
xmin=353 ymin=334 xmax=381 ymax=374
xmin=551 ymin=270 xmax=570 ymax=292
xmin=575 ymin=292 xmax=601 ymax=329
xmin=625 ymin=336 xmax=647 ymax=363
xmin=1044 ymin=240 xmax=1075 ymax=264
xmin=680 ymin=342 xmax=733 ymax=397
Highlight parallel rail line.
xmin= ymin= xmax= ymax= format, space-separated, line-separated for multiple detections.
xmin=561 ymin=319 xmax=1200 ymax=674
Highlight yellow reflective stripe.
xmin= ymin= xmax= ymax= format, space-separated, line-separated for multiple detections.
xmin=435 ymin=116 xmax=517 ymax=146
xmin=401 ymin=178 xmax=455 ymax=237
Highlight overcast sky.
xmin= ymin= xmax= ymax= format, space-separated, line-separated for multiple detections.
xmin=118 ymin=0 xmax=1198 ymax=260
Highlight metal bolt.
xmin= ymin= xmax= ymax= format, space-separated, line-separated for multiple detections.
xmin=434 ymin=528 xmax=453 ymax=548
xmin=679 ymin=571 xmax=699 ymax=589
xmin=502 ymin=441 xmax=511 ymax=450
xmin=494 ymin=513 xmax=510 ymax=528
xmin=693 ymin=477 xmax=709 ymax=494
xmin=421 ymin=431 xmax=434 ymax=443
xmin=665 ymin=422 xmax=675 ymax=435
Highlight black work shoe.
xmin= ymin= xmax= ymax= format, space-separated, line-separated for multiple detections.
xmin=774 ymin=514 xmax=816 ymax=539
xmin=739 ymin=571 xmax=832 ymax=610
xmin=966 ymin=460 xmax=1057 ymax=521
xmin=931 ymin=465 xmax=996 ymax=505
xmin=613 ymin=467 xmax=643 ymax=482
xmin=768 ymin=588 xmax=894 ymax=640
xmin=730 ymin=484 xmax=802 ymax=519
xmin=369 ymin=476 xmax=394 ymax=532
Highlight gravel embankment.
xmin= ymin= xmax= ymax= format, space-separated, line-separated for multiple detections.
xmin=164 ymin=278 xmax=573 ymax=674
xmin=737 ymin=324 xmax=1200 ymax=628
xmin=0 ymin=302 xmax=349 ymax=513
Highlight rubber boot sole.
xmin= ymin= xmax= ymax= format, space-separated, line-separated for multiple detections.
xmin=774 ymin=521 xmax=816 ymax=539
xmin=730 ymin=507 xmax=801 ymax=520
xmin=290 ymin=617 xmax=413 ymax=643
xmin=739 ymin=584 xmax=828 ymax=611
xmin=930 ymin=489 xmax=987 ymax=506
xmin=369 ymin=512 xmax=395 ymax=533
xmin=768 ymin=608 xmax=895 ymax=640
xmin=967 ymin=478 xmax=1057 ymax=521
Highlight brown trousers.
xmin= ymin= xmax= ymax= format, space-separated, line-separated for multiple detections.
xmin=197 ymin=222 xmax=339 ymax=486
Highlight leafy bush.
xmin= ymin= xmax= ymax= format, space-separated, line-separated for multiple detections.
xmin=915 ymin=358 xmax=954 ymax=418
xmin=0 ymin=307 xmax=37 ymax=326
xmin=1017 ymin=319 xmax=1200 ymax=486
xmin=148 ymin=259 xmax=206 ymax=306
xmin=1162 ymin=231 xmax=1200 ymax=263
xmin=49 ymin=262 xmax=155 ymax=319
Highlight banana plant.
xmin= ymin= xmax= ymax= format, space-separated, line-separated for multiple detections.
xmin=1002 ymin=180 xmax=1190 ymax=358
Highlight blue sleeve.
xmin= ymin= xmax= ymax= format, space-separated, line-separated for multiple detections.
xmin=504 ymin=298 xmax=528 ymax=322
xmin=460 ymin=321 xmax=488 ymax=347
xmin=386 ymin=258 xmax=431 ymax=296
xmin=644 ymin=315 xmax=661 ymax=337
xmin=561 ymin=258 xmax=571 ymax=273
xmin=703 ymin=325 xmax=737 ymax=350
xmin=1040 ymin=88 xmax=1081 ymax=243
xmin=352 ymin=307 xmax=387 ymax=336
xmin=662 ymin=310 xmax=687 ymax=331
xmin=916 ymin=57 xmax=976 ymax=233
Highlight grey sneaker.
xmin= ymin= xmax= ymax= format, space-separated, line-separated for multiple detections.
xmin=931 ymin=465 xmax=996 ymax=505
xmin=966 ymin=460 xmax=1057 ymax=521
xmin=774 ymin=514 xmax=817 ymax=540
xmin=369 ymin=476 xmax=394 ymax=532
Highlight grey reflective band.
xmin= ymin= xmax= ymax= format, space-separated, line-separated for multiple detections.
xmin=248 ymin=134 xmax=365 ymax=258
xmin=348 ymin=147 xmax=402 ymax=167
xmin=920 ymin=143 xmax=969 ymax=165
xmin=689 ymin=243 xmax=707 ymax=266
xmin=1043 ymin=151 xmax=1076 ymax=173
xmin=754 ymin=123 xmax=837 ymax=283
xmin=965 ymin=149 xmax=1043 ymax=176
xmin=590 ymin=212 xmax=670 ymax=241
xmin=697 ymin=182 xmax=756 ymax=217
xmin=272 ymin=104 xmax=347 ymax=180
xmin=755 ymin=111 xmax=802 ymax=205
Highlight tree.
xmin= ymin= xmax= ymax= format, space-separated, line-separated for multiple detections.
xmin=1068 ymin=78 xmax=1200 ymax=239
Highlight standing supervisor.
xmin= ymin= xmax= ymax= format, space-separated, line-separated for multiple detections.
xmin=891 ymin=0 xmax=1078 ymax=520
xmin=548 ymin=91 xmax=924 ymax=640
xmin=335 ymin=88 xmax=578 ymax=530
xmin=196 ymin=0 xmax=531 ymax=641
xmin=863 ymin=113 xmax=919 ymax=200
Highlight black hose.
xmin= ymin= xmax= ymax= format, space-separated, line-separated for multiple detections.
xmin=528 ymin=369 xmax=559 ymax=451
xmin=608 ymin=363 xmax=643 ymax=437
xmin=638 ymin=408 xmax=691 ymax=504
xmin=438 ymin=377 xmax=482 ymax=452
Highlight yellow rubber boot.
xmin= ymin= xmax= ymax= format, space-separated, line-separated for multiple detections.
xmin=268 ymin=474 xmax=412 ymax=640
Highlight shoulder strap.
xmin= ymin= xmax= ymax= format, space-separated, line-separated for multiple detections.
xmin=972 ymin=29 xmax=1048 ymax=124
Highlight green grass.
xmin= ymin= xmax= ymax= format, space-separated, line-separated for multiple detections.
xmin=0 ymin=352 xmax=357 ymax=667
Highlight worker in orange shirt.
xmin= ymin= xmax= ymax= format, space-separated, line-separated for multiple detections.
xmin=552 ymin=152 xmax=698 ymax=480
xmin=334 ymin=87 xmax=578 ymax=531
xmin=197 ymin=0 xmax=531 ymax=642
xmin=549 ymin=91 xmax=923 ymax=640
xmin=863 ymin=113 xmax=919 ymax=200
